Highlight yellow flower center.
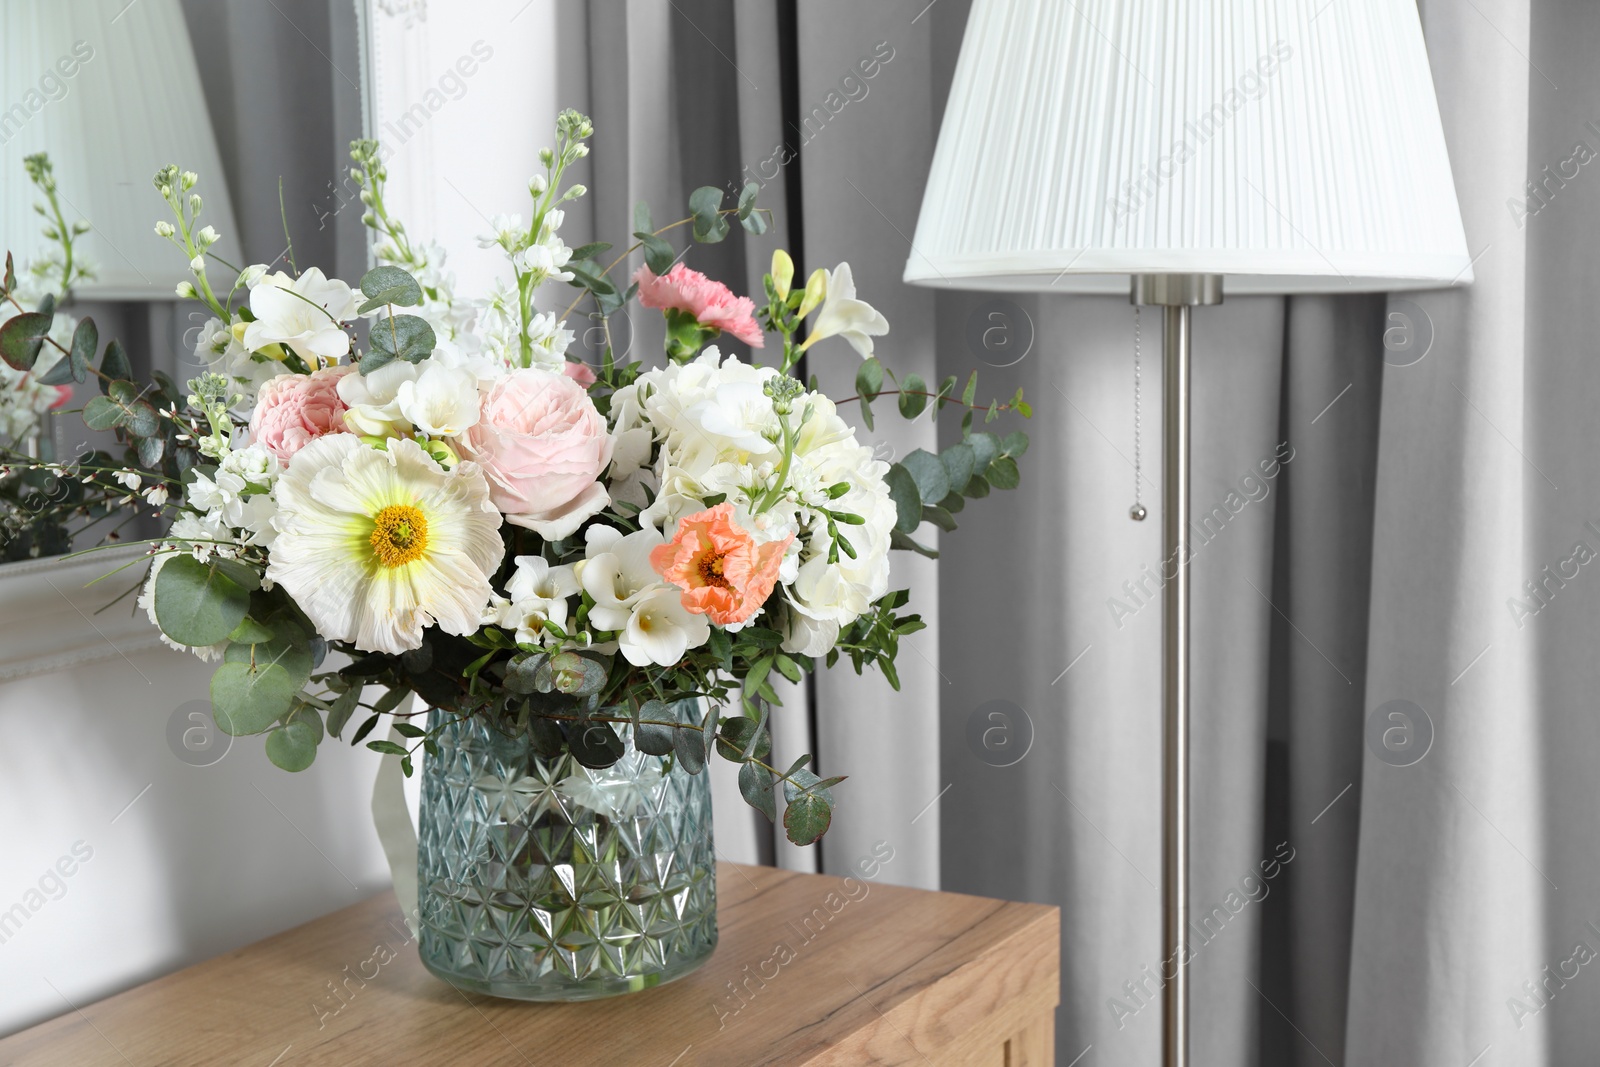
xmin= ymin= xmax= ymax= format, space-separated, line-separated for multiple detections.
xmin=697 ymin=552 xmax=730 ymax=588
xmin=370 ymin=504 xmax=429 ymax=568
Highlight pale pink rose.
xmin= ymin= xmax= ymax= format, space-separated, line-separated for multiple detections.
xmin=562 ymin=360 xmax=598 ymax=387
xmin=248 ymin=365 xmax=352 ymax=462
xmin=458 ymin=368 xmax=614 ymax=540
xmin=632 ymin=263 xmax=765 ymax=347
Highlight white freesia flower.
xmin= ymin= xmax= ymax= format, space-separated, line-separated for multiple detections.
xmin=337 ymin=359 xmax=418 ymax=437
xmin=396 ymin=362 xmax=480 ymax=438
xmin=579 ymin=526 xmax=666 ymax=631
xmin=243 ymin=267 xmax=359 ymax=364
xmin=265 ymin=435 xmax=504 ymax=654
xmin=799 ymin=262 xmax=890 ymax=358
xmin=500 ymin=555 xmax=579 ymax=645
xmin=619 ymin=586 xmax=708 ymax=667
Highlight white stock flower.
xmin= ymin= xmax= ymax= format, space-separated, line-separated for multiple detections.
xmin=194 ymin=317 xmax=285 ymax=402
xmin=395 ymin=362 xmax=480 ymax=438
xmin=265 ymin=435 xmax=504 ymax=654
xmin=526 ymin=311 xmax=575 ymax=367
xmin=799 ymin=262 xmax=890 ymax=358
xmin=243 ymin=268 xmax=359 ymax=364
xmin=477 ymin=214 xmax=524 ymax=249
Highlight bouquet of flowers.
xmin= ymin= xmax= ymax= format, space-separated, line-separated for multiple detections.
xmin=0 ymin=154 xmax=94 ymax=560
xmin=0 ymin=110 xmax=1029 ymax=846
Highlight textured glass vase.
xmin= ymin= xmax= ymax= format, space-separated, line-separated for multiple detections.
xmin=416 ymin=703 xmax=717 ymax=1001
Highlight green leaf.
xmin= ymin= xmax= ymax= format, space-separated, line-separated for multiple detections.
xmin=633 ymin=699 xmax=677 ymax=757
xmin=987 ymin=455 xmax=1021 ymax=490
xmin=961 ymin=371 xmax=979 ymax=408
xmin=154 ymin=555 xmax=250 ymax=647
xmin=884 ymin=463 xmax=923 ymax=534
xmin=366 ymin=739 xmax=408 ymax=757
xmin=136 ymin=434 xmax=165 ymax=468
xmin=570 ymin=241 xmax=612 ymax=262
xmin=855 ymin=356 xmax=883 ymax=399
xmin=539 ymin=651 xmax=606 ymax=695
xmin=689 ymin=186 xmax=729 ymax=243
xmin=224 ymin=617 xmax=314 ymax=692
xmin=265 ymin=714 xmax=322 ymax=771
xmin=36 ymin=317 xmax=95 ymax=386
xmin=967 ymin=431 xmax=1000 ymax=473
xmin=82 ymin=395 xmax=122 ymax=431
xmin=941 ymin=442 xmax=976 ymax=493
xmin=739 ymin=761 xmax=777 ymax=821
xmin=569 ymin=720 xmax=626 ymax=769
xmin=633 ymin=201 xmax=652 ymax=236
xmin=716 ymin=715 xmax=771 ymax=761
xmin=889 ymin=528 xmax=940 ymax=558
xmin=2 ymin=252 xmax=14 ymax=294
xmin=350 ymin=713 xmax=381 ymax=745
xmin=0 ymin=311 xmax=52 ymax=371
xmin=326 ymin=688 xmax=361 ymax=739
xmin=566 ymin=260 xmax=618 ymax=298
xmin=211 ymin=661 xmax=297 ymax=735
xmin=367 ymin=313 xmax=435 ymax=366
xmin=99 ymin=340 xmax=132 ymax=391
xmin=783 ymin=793 xmax=831 ymax=846
xmin=898 ymin=374 xmax=927 ymax=418
xmin=922 ymin=504 xmax=957 ymax=531
xmin=674 ymin=719 xmax=707 ymax=774
xmin=900 ymin=449 xmax=949 ymax=506
xmin=106 ymin=380 xmax=160 ymax=437
xmin=634 ymin=232 xmax=678 ymax=276
xmin=227 ymin=617 xmax=276 ymax=644
xmin=1001 ymin=430 xmax=1030 ymax=457
xmin=356 ymin=265 xmax=423 ymax=314
xmin=737 ymin=181 xmax=760 ymax=219
xmin=504 ymin=651 xmax=549 ymax=695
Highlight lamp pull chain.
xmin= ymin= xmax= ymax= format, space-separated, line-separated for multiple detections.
xmin=1130 ymin=306 xmax=1147 ymax=521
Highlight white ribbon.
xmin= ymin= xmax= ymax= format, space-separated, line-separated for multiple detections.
xmin=370 ymin=721 xmax=420 ymax=935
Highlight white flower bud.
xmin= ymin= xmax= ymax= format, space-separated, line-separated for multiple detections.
xmin=359 ymin=190 xmax=374 ymax=206
xmin=154 ymin=220 xmax=176 ymax=238
xmin=571 ymin=143 xmax=590 ymax=159
xmin=197 ymin=225 xmax=218 ymax=246
xmin=189 ymin=255 xmax=206 ymax=272
xmin=175 ymin=281 xmax=197 ymax=299
xmin=72 ymin=220 xmax=90 ymax=235
xmin=539 ymin=147 xmax=555 ymax=167
xmin=528 ymin=174 xmax=548 ymax=196
xmin=189 ymin=194 xmax=202 ymax=214
xmin=181 ymin=170 xmax=199 ymax=189
xmin=362 ymin=211 xmax=377 ymax=226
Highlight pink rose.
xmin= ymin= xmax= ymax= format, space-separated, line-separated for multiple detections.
xmin=458 ymin=368 xmax=613 ymax=540
xmin=633 ymin=263 xmax=765 ymax=347
xmin=562 ymin=360 xmax=598 ymax=387
xmin=248 ymin=365 xmax=352 ymax=462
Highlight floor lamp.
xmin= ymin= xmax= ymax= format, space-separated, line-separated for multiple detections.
xmin=904 ymin=2 xmax=1472 ymax=1063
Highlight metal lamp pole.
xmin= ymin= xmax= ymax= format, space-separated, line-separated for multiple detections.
xmin=1132 ymin=273 xmax=1222 ymax=1067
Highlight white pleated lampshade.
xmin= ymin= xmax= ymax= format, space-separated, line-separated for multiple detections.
xmin=906 ymin=0 xmax=1472 ymax=294
xmin=1 ymin=0 xmax=241 ymax=300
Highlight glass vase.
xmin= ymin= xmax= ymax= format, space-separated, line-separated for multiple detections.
xmin=415 ymin=702 xmax=718 ymax=1001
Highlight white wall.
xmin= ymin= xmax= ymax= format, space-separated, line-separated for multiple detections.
xmin=0 ymin=551 xmax=391 ymax=1036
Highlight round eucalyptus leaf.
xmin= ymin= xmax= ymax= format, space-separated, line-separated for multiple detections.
xmin=265 ymin=716 xmax=322 ymax=771
xmin=568 ymin=720 xmax=625 ymax=769
xmin=154 ymin=555 xmax=251 ymax=648
xmin=210 ymin=660 xmax=297 ymax=736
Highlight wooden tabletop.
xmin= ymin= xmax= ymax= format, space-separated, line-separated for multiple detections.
xmin=0 ymin=863 xmax=1060 ymax=1066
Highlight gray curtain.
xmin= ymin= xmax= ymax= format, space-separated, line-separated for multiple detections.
xmin=563 ymin=1 xmax=1600 ymax=1064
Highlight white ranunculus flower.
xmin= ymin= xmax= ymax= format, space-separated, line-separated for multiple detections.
xmin=686 ymin=379 xmax=780 ymax=455
xmin=501 ymin=555 xmax=579 ymax=645
xmin=265 ymin=435 xmax=504 ymax=654
xmin=243 ymin=267 xmax=359 ymax=364
xmin=799 ymin=262 xmax=890 ymax=358
xmin=396 ymin=362 xmax=480 ymax=438
xmin=337 ymin=359 xmax=418 ymax=437
xmin=618 ymin=586 xmax=709 ymax=667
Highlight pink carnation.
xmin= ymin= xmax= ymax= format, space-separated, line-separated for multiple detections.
xmin=632 ymin=263 xmax=764 ymax=347
xmin=48 ymin=385 xmax=73 ymax=410
xmin=248 ymin=365 xmax=352 ymax=463
xmin=562 ymin=360 xmax=598 ymax=387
